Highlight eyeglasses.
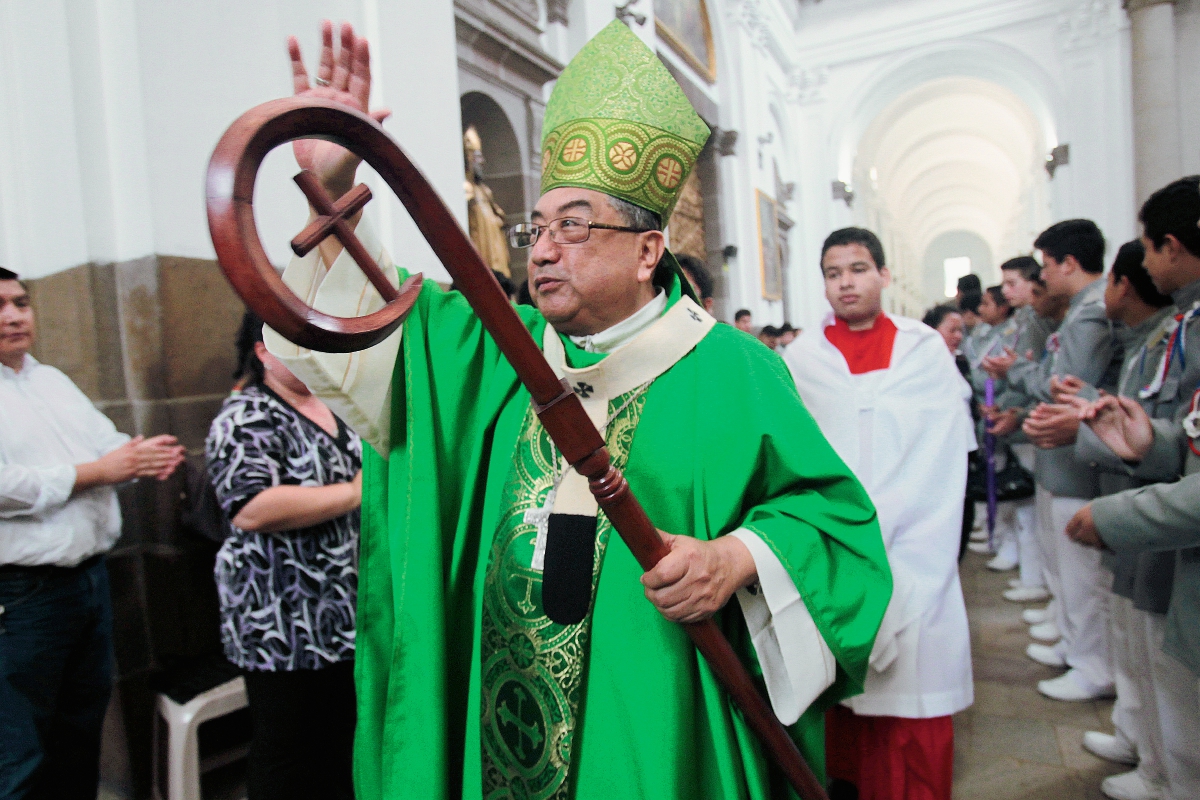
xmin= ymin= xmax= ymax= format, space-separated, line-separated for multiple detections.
xmin=507 ymin=216 xmax=651 ymax=249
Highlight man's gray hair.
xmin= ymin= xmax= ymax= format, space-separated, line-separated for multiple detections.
xmin=606 ymin=195 xmax=662 ymax=232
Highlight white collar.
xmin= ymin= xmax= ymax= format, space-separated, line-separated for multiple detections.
xmin=566 ymin=289 xmax=667 ymax=353
xmin=0 ymin=353 xmax=35 ymax=380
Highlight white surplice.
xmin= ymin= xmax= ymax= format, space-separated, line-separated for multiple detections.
xmin=784 ymin=313 xmax=975 ymax=718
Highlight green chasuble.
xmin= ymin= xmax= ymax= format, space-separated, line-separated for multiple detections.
xmin=352 ymin=265 xmax=890 ymax=800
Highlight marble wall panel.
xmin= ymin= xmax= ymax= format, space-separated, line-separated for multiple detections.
xmin=157 ymin=256 xmax=243 ymax=401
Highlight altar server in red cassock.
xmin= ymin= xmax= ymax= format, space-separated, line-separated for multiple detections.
xmin=784 ymin=228 xmax=975 ymax=800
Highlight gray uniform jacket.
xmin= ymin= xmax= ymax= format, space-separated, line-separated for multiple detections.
xmin=967 ymin=317 xmax=1019 ymax=440
xmin=1092 ymin=278 xmax=1200 ymax=673
xmin=969 ymin=316 xmax=1019 ymax=394
xmin=994 ymin=306 xmax=1059 ymax=446
xmin=963 ymin=321 xmax=993 ymax=368
xmin=996 ymin=305 xmax=1057 ymax=406
xmin=1076 ymin=305 xmax=1177 ymax=613
xmin=1019 ymin=279 xmax=1122 ymax=498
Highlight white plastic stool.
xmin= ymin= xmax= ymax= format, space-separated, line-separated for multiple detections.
xmin=151 ymin=676 xmax=248 ymax=800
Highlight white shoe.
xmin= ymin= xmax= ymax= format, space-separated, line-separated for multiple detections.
xmin=1082 ymin=731 xmax=1138 ymax=765
xmin=1029 ymin=621 xmax=1061 ymax=642
xmin=1027 ymin=643 xmax=1067 ymax=668
xmin=1023 ymin=607 xmax=1051 ymax=624
xmin=1008 ymin=577 xmax=1024 ymax=588
xmin=1038 ymin=670 xmax=1115 ymax=702
xmin=970 ymin=528 xmax=988 ymax=542
xmin=1100 ymin=769 xmax=1163 ymax=800
xmin=987 ymin=554 xmax=1019 ymax=571
xmin=1005 ymin=586 xmax=1051 ymax=603
xmin=968 ymin=541 xmax=994 ymax=555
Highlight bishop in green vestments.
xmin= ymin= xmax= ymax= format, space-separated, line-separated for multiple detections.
xmin=269 ymin=19 xmax=891 ymax=800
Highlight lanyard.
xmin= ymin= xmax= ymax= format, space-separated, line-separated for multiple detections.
xmin=1141 ymin=301 xmax=1200 ymax=398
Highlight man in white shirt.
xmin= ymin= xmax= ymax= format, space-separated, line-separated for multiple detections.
xmin=0 ymin=267 xmax=184 ymax=800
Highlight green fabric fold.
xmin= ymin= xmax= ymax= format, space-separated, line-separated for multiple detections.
xmin=354 ymin=272 xmax=890 ymax=800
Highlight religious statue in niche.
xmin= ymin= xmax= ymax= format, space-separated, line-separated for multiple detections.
xmin=463 ymin=126 xmax=512 ymax=277
xmin=667 ymin=169 xmax=707 ymax=261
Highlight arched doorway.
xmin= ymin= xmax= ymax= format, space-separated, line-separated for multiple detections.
xmin=460 ymin=92 xmax=528 ymax=281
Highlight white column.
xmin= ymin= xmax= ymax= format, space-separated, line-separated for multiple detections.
xmin=1126 ymin=0 xmax=1182 ymax=204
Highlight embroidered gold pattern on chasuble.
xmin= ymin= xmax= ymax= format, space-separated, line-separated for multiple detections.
xmin=480 ymin=389 xmax=648 ymax=800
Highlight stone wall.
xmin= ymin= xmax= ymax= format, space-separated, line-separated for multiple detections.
xmin=26 ymin=255 xmax=245 ymax=799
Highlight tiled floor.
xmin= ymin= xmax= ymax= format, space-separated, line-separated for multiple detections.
xmin=953 ymin=548 xmax=1125 ymax=799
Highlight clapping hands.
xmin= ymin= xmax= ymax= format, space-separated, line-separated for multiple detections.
xmin=1075 ymin=393 xmax=1155 ymax=462
xmin=97 ymin=435 xmax=185 ymax=485
xmin=983 ymin=406 xmax=1022 ymax=436
xmin=981 ymin=347 xmax=1034 ymax=380
xmin=1022 ymin=402 xmax=1081 ymax=448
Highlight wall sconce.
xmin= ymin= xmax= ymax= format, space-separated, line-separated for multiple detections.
xmin=757 ymin=132 xmax=773 ymax=168
xmin=832 ymin=180 xmax=854 ymax=207
xmin=615 ymin=0 xmax=646 ymax=27
xmin=1045 ymin=144 xmax=1070 ymax=179
xmin=714 ymin=128 xmax=739 ymax=157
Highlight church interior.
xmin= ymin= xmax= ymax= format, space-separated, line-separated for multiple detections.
xmin=1 ymin=0 xmax=1197 ymax=797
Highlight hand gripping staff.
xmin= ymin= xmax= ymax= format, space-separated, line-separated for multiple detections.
xmin=206 ymin=97 xmax=828 ymax=800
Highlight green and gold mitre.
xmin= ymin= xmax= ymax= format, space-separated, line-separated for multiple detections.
xmin=540 ymin=20 xmax=710 ymax=224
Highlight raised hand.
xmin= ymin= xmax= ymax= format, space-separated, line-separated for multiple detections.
xmin=1079 ymin=394 xmax=1155 ymax=462
xmin=287 ymin=20 xmax=392 ymax=198
xmin=1022 ymin=402 xmax=1080 ymax=448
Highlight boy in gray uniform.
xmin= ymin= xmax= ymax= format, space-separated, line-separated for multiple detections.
xmin=1070 ymin=176 xmax=1200 ymax=800
xmin=973 ymin=264 xmax=1046 ymax=584
xmin=960 ymin=289 xmax=991 ymax=366
xmin=1000 ymin=220 xmax=1122 ymax=702
xmin=967 ymin=285 xmax=1017 ymax=568
xmin=1052 ymin=240 xmax=1175 ymax=800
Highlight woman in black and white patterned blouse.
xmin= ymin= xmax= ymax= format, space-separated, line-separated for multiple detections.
xmin=206 ymin=313 xmax=361 ymax=800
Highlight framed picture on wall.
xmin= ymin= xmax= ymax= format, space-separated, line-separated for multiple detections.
xmin=756 ymin=190 xmax=783 ymax=300
xmin=654 ymin=0 xmax=718 ymax=83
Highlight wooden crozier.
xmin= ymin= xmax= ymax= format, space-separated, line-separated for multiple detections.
xmin=205 ymin=96 xmax=829 ymax=800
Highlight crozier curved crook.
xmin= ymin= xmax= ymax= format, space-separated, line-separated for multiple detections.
xmin=206 ymin=96 xmax=428 ymax=353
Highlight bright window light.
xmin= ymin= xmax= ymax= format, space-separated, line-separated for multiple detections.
xmin=944 ymin=256 xmax=971 ymax=298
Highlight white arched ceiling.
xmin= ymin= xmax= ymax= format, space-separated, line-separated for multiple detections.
xmin=853 ymin=76 xmax=1046 ymax=305
xmin=835 ymin=39 xmax=1063 ymax=183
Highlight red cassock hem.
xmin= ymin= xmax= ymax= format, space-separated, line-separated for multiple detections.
xmin=825 ymin=705 xmax=954 ymax=800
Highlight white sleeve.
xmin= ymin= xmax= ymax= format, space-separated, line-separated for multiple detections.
xmin=730 ymin=528 xmax=837 ymax=725
xmin=264 ymin=218 xmax=403 ymax=456
xmin=86 ymin=403 xmax=131 ymax=457
xmin=0 ymin=460 xmax=76 ymax=518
